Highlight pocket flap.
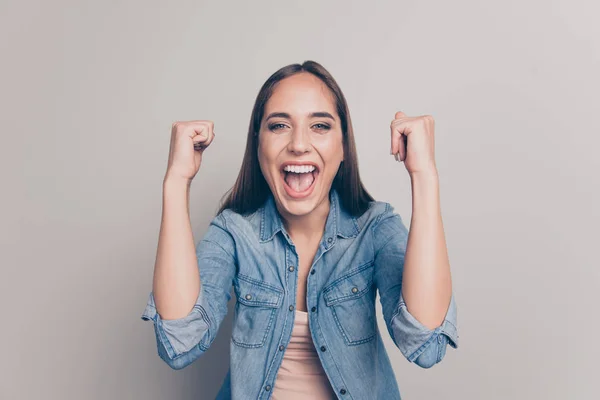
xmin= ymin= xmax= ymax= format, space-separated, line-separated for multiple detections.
xmin=235 ymin=275 xmax=283 ymax=308
xmin=323 ymin=262 xmax=374 ymax=306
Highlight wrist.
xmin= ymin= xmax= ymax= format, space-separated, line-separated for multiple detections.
xmin=409 ymin=167 xmax=439 ymax=182
xmin=163 ymin=173 xmax=192 ymax=190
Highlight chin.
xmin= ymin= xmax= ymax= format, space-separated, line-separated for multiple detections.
xmin=277 ymin=194 xmax=321 ymax=217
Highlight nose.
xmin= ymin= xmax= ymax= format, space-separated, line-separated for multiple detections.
xmin=287 ymin=127 xmax=311 ymax=155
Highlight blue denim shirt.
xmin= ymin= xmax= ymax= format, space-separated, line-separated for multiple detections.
xmin=141 ymin=188 xmax=459 ymax=399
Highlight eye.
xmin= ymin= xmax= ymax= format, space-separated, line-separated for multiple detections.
xmin=313 ymin=123 xmax=331 ymax=131
xmin=269 ymin=123 xmax=287 ymax=131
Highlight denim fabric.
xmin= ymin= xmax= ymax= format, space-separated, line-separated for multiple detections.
xmin=141 ymin=188 xmax=458 ymax=399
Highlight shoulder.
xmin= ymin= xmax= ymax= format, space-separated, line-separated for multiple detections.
xmin=356 ymin=199 xmax=401 ymax=229
xmin=212 ymin=207 xmax=263 ymax=237
xmin=355 ymin=199 xmax=407 ymax=243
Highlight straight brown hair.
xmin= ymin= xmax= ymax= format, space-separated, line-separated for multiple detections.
xmin=217 ymin=60 xmax=374 ymax=216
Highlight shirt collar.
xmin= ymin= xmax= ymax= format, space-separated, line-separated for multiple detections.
xmin=259 ymin=188 xmax=360 ymax=243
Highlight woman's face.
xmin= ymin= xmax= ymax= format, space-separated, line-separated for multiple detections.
xmin=258 ymin=72 xmax=344 ymax=219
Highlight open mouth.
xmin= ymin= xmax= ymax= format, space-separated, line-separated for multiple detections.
xmin=281 ymin=164 xmax=320 ymax=197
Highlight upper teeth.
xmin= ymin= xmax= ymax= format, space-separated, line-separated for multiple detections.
xmin=284 ymin=165 xmax=316 ymax=173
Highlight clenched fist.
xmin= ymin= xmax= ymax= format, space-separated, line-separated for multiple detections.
xmin=165 ymin=120 xmax=215 ymax=183
xmin=390 ymin=111 xmax=437 ymax=176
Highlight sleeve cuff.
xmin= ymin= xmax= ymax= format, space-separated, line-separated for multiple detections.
xmin=391 ymin=291 xmax=459 ymax=363
xmin=141 ymin=289 xmax=210 ymax=359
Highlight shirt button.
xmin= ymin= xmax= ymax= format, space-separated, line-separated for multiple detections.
xmin=289 ymin=305 xmax=294 ymax=311
xmin=340 ymin=388 xmax=347 ymax=395
xmin=310 ymin=269 xmax=316 ymax=275
xmin=311 ymin=306 xmax=316 ymax=312
xmin=320 ymin=346 xmax=326 ymax=352
xmin=265 ymin=385 xmax=271 ymax=391
xmin=288 ymin=265 xmax=295 ymax=272
xmin=327 ymin=237 xmax=333 ymax=243
xmin=245 ymin=294 xmax=252 ymax=300
xmin=351 ymin=287 xmax=358 ymax=293
xmin=279 ymin=345 xmax=285 ymax=351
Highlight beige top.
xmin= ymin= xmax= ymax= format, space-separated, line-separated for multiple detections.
xmin=271 ymin=310 xmax=337 ymax=399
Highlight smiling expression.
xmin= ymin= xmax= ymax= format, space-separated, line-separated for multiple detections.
xmin=257 ymin=72 xmax=345 ymax=218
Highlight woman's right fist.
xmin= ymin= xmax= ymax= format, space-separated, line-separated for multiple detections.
xmin=165 ymin=120 xmax=215 ymax=183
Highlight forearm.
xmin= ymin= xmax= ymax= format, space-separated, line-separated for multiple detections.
xmin=401 ymin=169 xmax=453 ymax=329
xmin=152 ymin=175 xmax=201 ymax=320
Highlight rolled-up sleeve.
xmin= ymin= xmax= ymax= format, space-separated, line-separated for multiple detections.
xmin=141 ymin=212 xmax=237 ymax=370
xmin=373 ymin=204 xmax=459 ymax=369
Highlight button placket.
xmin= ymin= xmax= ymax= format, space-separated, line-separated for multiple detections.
xmin=302 ymin=234 xmax=348 ymax=397
xmin=266 ymin=243 xmax=300 ymax=396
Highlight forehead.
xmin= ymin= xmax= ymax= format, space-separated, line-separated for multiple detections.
xmin=264 ymin=73 xmax=336 ymax=116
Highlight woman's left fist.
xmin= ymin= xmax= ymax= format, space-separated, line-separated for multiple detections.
xmin=390 ymin=111 xmax=437 ymax=176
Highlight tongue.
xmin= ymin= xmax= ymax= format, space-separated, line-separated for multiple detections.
xmin=285 ymin=172 xmax=315 ymax=192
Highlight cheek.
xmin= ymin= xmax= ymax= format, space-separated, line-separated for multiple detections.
xmin=257 ymin=141 xmax=279 ymax=180
xmin=317 ymin=137 xmax=344 ymax=163
xmin=257 ymin=138 xmax=272 ymax=162
xmin=257 ymin=145 xmax=269 ymax=175
xmin=258 ymin=134 xmax=279 ymax=158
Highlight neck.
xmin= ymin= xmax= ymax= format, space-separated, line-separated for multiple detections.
xmin=279 ymin=195 xmax=330 ymax=243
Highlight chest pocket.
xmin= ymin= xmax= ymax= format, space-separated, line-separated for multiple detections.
xmin=323 ymin=261 xmax=377 ymax=345
xmin=232 ymin=274 xmax=283 ymax=348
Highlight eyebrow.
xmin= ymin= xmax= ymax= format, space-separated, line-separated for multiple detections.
xmin=265 ymin=111 xmax=335 ymax=121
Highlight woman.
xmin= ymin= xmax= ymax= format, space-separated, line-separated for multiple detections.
xmin=141 ymin=60 xmax=458 ymax=400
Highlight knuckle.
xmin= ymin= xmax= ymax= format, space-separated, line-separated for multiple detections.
xmin=172 ymin=121 xmax=185 ymax=131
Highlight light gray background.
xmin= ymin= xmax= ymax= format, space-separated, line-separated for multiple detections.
xmin=2 ymin=0 xmax=598 ymax=399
